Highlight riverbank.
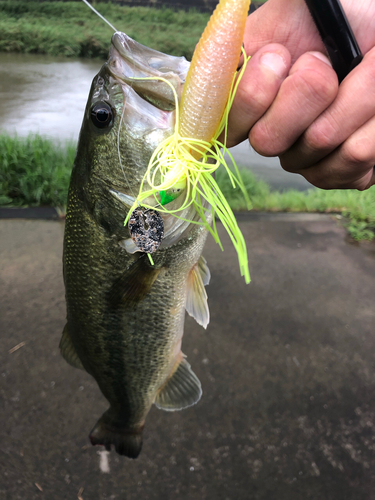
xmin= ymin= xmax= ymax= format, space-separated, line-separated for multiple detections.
xmin=0 ymin=1 xmax=209 ymax=59
xmin=1 ymin=134 xmax=374 ymax=241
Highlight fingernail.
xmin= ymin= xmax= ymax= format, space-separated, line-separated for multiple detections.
xmin=308 ymin=51 xmax=332 ymax=67
xmin=260 ymin=52 xmax=287 ymax=78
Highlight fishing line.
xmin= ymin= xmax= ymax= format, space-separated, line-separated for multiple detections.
xmin=81 ymin=0 xmax=118 ymax=32
xmin=82 ymin=0 xmax=159 ymax=265
xmin=80 ymin=0 xmax=251 ymax=278
xmin=80 ymin=0 xmax=140 ymax=201
xmin=81 ymin=0 xmax=157 ymax=265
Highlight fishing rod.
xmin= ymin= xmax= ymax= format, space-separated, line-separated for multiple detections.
xmin=303 ymin=0 xmax=363 ymax=83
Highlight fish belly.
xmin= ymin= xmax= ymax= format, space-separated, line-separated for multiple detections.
xmin=63 ymin=185 xmax=208 ymax=456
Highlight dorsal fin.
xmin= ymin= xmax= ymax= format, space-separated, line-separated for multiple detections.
xmin=185 ymin=259 xmax=210 ymax=329
xmin=59 ymin=324 xmax=85 ymax=371
xmin=155 ymin=357 xmax=202 ymax=411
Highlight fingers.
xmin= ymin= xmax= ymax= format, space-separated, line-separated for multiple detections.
xmin=243 ymin=0 xmax=375 ymax=59
xmin=225 ymin=44 xmax=291 ymax=147
xmin=293 ymin=115 xmax=375 ymax=190
xmin=243 ymin=0 xmax=324 ymax=59
xmin=249 ymin=51 xmax=338 ymax=156
xmin=226 ymin=24 xmax=375 ymax=191
xmin=281 ymin=46 xmax=375 ymax=172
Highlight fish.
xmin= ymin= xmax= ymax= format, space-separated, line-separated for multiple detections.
xmin=61 ymin=32 xmax=211 ymax=459
xmin=61 ymin=0 xmax=249 ymax=459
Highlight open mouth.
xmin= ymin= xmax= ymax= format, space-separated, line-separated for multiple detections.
xmin=107 ymin=32 xmax=189 ymax=111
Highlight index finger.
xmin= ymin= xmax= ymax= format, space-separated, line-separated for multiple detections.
xmin=224 ymin=44 xmax=291 ymax=148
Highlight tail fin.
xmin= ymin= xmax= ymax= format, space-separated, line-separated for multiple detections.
xmin=89 ymin=410 xmax=144 ymax=459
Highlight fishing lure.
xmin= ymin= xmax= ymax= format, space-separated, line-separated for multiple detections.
xmin=125 ymin=0 xmax=252 ymax=283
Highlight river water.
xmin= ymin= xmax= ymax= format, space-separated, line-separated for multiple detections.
xmin=0 ymin=52 xmax=311 ymax=191
xmin=0 ymin=52 xmax=101 ymax=141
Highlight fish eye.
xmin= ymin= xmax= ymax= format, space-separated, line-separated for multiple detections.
xmin=90 ymin=101 xmax=113 ymax=129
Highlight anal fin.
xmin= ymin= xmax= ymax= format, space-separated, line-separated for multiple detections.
xmin=185 ymin=259 xmax=210 ymax=329
xmin=59 ymin=324 xmax=85 ymax=370
xmin=155 ymin=357 xmax=202 ymax=411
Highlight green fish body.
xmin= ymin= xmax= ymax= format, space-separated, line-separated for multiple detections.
xmin=61 ymin=33 xmax=210 ymax=458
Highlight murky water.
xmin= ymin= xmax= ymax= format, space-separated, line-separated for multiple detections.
xmin=0 ymin=52 xmax=101 ymax=141
xmin=0 ymin=52 xmax=311 ymax=190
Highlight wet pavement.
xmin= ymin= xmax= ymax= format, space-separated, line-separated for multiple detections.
xmin=1 ymin=215 xmax=374 ymax=499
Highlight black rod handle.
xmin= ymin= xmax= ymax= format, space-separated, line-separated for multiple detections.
xmin=304 ymin=0 xmax=363 ymax=82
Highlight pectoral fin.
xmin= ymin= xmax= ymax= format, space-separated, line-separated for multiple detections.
xmin=109 ymin=189 xmax=136 ymax=208
xmin=59 ymin=324 xmax=85 ymax=371
xmin=155 ymin=357 xmax=202 ymax=411
xmin=185 ymin=258 xmax=210 ymax=329
xmin=108 ymin=254 xmax=162 ymax=308
xmin=198 ymin=255 xmax=211 ymax=286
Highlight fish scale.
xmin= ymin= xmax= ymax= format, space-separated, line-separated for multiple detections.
xmin=62 ymin=0 xmax=248 ymax=458
xmin=63 ymin=135 xmax=208 ymax=454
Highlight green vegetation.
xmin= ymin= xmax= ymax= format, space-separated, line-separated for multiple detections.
xmin=0 ymin=134 xmax=76 ymax=207
xmin=1 ymin=134 xmax=374 ymax=242
xmin=217 ymin=168 xmax=375 ymax=242
xmin=0 ymin=1 xmax=209 ymax=59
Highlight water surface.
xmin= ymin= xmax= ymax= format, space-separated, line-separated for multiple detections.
xmin=0 ymin=52 xmax=311 ymax=190
xmin=0 ymin=52 xmax=101 ymax=141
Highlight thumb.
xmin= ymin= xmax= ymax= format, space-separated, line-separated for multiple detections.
xmin=225 ymin=44 xmax=290 ymax=147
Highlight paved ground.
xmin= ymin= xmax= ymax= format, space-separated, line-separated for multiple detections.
xmin=1 ymin=215 xmax=375 ymax=500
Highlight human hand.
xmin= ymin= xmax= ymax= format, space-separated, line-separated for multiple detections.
xmin=227 ymin=0 xmax=375 ymax=190
xmin=244 ymin=0 xmax=375 ymax=60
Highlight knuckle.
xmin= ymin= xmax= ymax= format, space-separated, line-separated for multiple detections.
xmin=237 ymin=82 xmax=272 ymax=117
xmin=316 ymin=69 xmax=337 ymax=101
xmin=341 ymin=135 xmax=375 ymax=166
xmin=250 ymin=121 xmax=280 ymax=156
xmin=292 ymin=67 xmax=337 ymax=109
xmin=304 ymin=120 xmax=338 ymax=153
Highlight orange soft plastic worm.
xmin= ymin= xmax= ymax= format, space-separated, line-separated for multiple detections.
xmin=179 ymin=0 xmax=250 ymax=157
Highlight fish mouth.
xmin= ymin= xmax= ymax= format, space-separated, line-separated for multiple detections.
xmin=107 ymin=31 xmax=190 ymax=111
xmin=104 ymin=33 xmax=200 ymax=251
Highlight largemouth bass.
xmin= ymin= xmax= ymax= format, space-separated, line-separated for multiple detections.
xmin=61 ymin=32 xmax=211 ymax=459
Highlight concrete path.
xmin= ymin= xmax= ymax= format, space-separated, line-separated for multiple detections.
xmin=1 ymin=215 xmax=374 ymax=500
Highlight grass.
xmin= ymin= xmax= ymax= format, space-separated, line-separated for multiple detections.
xmin=1 ymin=134 xmax=374 ymax=242
xmin=0 ymin=134 xmax=76 ymax=207
xmin=0 ymin=1 xmax=209 ymax=59
xmin=217 ymin=167 xmax=375 ymax=242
